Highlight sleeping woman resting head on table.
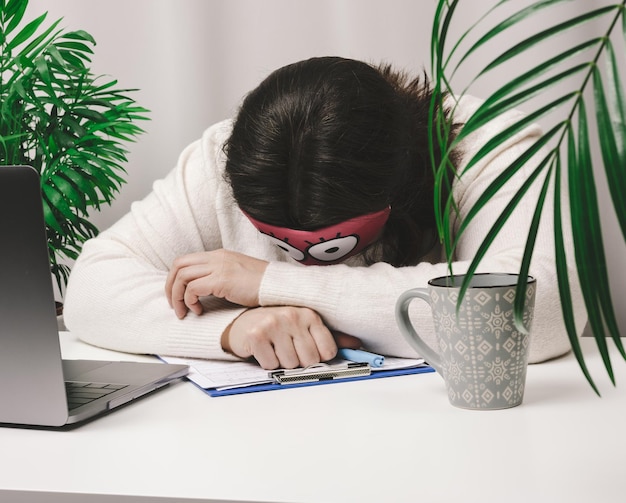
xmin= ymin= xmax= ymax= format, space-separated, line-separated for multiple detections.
xmin=63 ymin=56 xmax=586 ymax=370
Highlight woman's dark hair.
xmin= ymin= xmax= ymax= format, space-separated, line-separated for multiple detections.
xmin=224 ymin=56 xmax=458 ymax=266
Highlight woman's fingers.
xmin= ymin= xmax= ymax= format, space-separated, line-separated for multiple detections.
xmin=165 ymin=250 xmax=268 ymax=318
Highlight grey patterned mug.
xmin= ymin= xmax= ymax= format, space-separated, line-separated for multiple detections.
xmin=395 ymin=273 xmax=536 ymax=410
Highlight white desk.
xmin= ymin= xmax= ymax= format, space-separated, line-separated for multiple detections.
xmin=1 ymin=333 xmax=625 ymax=503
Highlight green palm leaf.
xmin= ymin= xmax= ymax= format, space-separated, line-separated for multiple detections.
xmin=431 ymin=0 xmax=626 ymax=390
xmin=553 ymin=152 xmax=598 ymax=393
xmin=1 ymin=0 xmax=28 ymax=38
xmin=594 ymin=44 xmax=626 ymax=240
xmin=450 ymin=0 xmax=573 ymax=80
xmin=478 ymin=6 xmax=618 ymax=75
xmin=569 ymin=99 xmax=615 ymax=384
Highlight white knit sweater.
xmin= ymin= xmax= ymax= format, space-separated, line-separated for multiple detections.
xmin=63 ymin=96 xmax=587 ymax=363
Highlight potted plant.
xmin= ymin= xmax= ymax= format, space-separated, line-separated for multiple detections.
xmin=429 ymin=0 xmax=625 ymax=392
xmin=0 ymin=0 xmax=148 ymax=303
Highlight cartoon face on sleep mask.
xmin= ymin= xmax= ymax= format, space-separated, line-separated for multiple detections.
xmin=244 ymin=207 xmax=391 ymax=265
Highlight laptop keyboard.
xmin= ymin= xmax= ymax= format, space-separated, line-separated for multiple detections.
xmin=65 ymin=381 xmax=129 ymax=411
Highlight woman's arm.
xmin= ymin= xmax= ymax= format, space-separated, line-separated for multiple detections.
xmin=63 ymin=121 xmax=248 ymax=360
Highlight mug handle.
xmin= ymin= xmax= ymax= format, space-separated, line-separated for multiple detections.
xmin=395 ymin=288 xmax=443 ymax=374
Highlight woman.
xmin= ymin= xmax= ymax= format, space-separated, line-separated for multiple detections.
xmin=63 ymin=57 xmax=586 ymax=369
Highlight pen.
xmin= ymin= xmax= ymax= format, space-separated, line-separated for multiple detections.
xmin=337 ymin=348 xmax=385 ymax=368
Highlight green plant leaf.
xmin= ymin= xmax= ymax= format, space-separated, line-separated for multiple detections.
xmin=457 ymin=75 xmax=582 ymax=146
xmin=430 ymin=0 xmax=460 ymax=87
xmin=12 ymin=19 xmax=63 ymax=71
xmin=589 ymin=65 xmax=626 ymax=358
xmin=553 ymin=152 xmax=599 ymax=394
xmin=595 ymin=43 xmax=626 ymax=242
xmin=2 ymin=0 xmax=29 ymax=38
xmin=459 ymin=102 xmax=567 ymax=179
xmin=54 ymin=40 xmax=94 ymax=55
xmin=455 ymin=63 xmax=589 ymax=143
xmin=34 ymin=53 xmax=52 ymax=88
xmin=50 ymin=173 xmax=86 ymax=212
xmin=569 ymin=99 xmax=615 ymax=383
xmin=44 ymin=44 xmax=65 ymax=67
xmin=453 ymin=0 xmax=572 ymax=76
xmin=41 ymin=197 xmax=63 ymax=235
xmin=59 ymin=162 xmax=101 ymax=205
xmin=71 ymin=107 xmax=108 ymax=123
xmin=62 ymin=29 xmax=96 ymax=45
xmin=480 ymin=5 xmax=618 ymax=75
xmin=54 ymin=49 xmax=87 ymax=68
xmin=513 ymin=162 xmax=553 ymax=331
xmin=470 ymin=38 xmax=599 ymax=114
xmin=455 ymin=151 xmax=553 ymax=304
xmin=42 ymin=180 xmax=78 ymax=222
xmin=5 ymin=11 xmax=46 ymax=49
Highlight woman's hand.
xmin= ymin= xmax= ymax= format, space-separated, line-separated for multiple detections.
xmin=222 ymin=306 xmax=362 ymax=370
xmin=165 ymin=249 xmax=268 ymax=319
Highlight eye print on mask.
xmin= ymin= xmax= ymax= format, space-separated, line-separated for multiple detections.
xmin=307 ymin=235 xmax=359 ymax=262
xmin=262 ymin=235 xmax=306 ymax=262
xmin=243 ymin=207 xmax=391 ymax=266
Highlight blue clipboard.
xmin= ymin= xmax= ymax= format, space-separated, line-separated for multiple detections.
xmin=201 ymin=365 xmax=434 ymax=397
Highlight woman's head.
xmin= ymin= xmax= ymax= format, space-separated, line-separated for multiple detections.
xmin=224 ymin=56 xmax=452 ymax=266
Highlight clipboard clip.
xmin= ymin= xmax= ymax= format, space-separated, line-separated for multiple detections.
xmin=268 ymin=362 xmax=371 ymax=385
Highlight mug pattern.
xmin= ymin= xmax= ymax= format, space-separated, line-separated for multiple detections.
xmin=432 ymin=284 xmax=535 ymax=409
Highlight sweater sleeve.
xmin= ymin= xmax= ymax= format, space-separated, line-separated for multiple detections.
xmin=63 ymin=121 xmax=246 ymax=360
xmin=258 ymin=96 xmax=587 ymax=363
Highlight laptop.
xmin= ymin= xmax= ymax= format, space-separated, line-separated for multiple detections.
xmin=0 ymin=165 xmax=188 ymax=428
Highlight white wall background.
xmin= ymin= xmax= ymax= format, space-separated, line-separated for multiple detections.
xmin=26 ymin=0 xmax=624 ymax=332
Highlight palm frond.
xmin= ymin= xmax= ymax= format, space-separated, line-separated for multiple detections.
xmin=431 ymin=0 xmax=626 ymax=389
